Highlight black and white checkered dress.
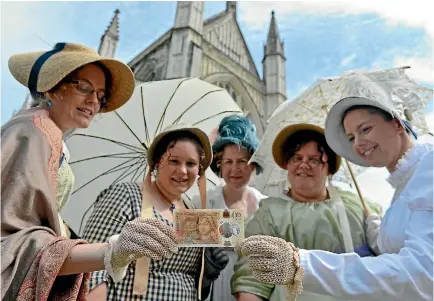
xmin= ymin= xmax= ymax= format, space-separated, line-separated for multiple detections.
xmin=83 ymin=182 xmax=202 ymax=300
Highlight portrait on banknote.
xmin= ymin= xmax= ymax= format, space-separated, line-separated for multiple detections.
xmin=174 ymin=209 xmax=244 ymax=247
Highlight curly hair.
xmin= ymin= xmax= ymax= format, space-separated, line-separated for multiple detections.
xmin=282 ymin=130 xmax=337 ymax=174
xmin=151 ymin=130 xmax=206 ymax=174
xmin=197 ymin=215 xmax=218 ymax=241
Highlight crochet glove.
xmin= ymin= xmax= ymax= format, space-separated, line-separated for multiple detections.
xmin=104 ymin=218 xmax=179 ymax=282
xmin=196 ymin=247 xmax=229 ymax=300
xmin=236 ymin=235 xmax=304 ymax=301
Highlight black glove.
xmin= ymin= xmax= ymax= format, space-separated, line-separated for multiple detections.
xmin=196 ymin=247 xmax=229 ymax=300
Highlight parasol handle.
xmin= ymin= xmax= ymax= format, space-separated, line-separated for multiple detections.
xmin=322 ymin=106 xmax=371 ymax=217
xmin=197 ymin=175 xmax=207 ymax=300
xmin=344 ymin=159 xmax=371 ymax=216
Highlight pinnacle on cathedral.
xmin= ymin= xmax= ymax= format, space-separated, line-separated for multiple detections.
xmin=265 ymin=10 xmax=284 ymax=56
xmin=98 ymin=9 xmax=120 ymax=58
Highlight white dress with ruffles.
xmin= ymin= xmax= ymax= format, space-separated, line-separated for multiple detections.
xmin=298 ymin=142 xmax=433 ymax=301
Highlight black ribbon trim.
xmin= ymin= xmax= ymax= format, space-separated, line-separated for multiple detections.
xmin=28 ymin=42 xmax=66 ymax=95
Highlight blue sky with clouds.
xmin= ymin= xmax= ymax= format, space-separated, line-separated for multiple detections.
xmin=1 ymin=1 xmax=432 ymax=210
xmin=1 ymin=1 xmax=432 ymax=123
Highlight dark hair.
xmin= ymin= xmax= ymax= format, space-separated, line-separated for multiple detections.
xmin=151 ymin=130 xmax=206 ymax=174
xmin=282 ymin=130 xmax=337 ymax=174
xmin=341 ymin=104 xmax=413 ymax=136
xmin=342 ymin=105 xmax=393 ymax=125
xmin=92 ymin=62 xmax=112 ymax=109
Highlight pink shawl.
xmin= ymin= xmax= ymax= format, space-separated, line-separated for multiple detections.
xmin=1 ymin=109 xmax=89 ymax=300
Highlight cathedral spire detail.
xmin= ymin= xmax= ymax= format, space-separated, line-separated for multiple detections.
xmin=105 ymin=9 xmax=120 ymax=41
xmin=265 ymin=10 xmax=284 ymax=56
xmin=226 ymin=1 xmax=237 ymax=13
xmin=98 ymin=9 xmax=120 ymax=58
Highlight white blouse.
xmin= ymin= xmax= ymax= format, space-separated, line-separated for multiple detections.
xmin=299 ymin=142 xmax=433 ymax=301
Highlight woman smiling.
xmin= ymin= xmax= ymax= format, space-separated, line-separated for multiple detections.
xmin=83 ymin=124 xmax=229 ymax=301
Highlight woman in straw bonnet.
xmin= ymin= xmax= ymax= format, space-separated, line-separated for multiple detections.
xmin=235 ymin=73 xmax=433 ymax=301
xmin=1 ymin=43 xmax=177 ymax=301
xmin=194 ymin=114 xmax=267 ymax=301
xmin=232 ymin=123 xmax=381 ymax=301
xmin=82 ymin=124 xmax=229 ymax=301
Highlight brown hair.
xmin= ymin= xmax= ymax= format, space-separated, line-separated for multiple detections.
xmin=282 ymin=130 xmax=337 ymax=174
xmin=151 ymin=130 xmax=206 ymax=174
xmin=212 ymin=145 xmax=258 ymax=177
xmin=341 ymin=104 xmax=414 ymax=136
xmin=342 ymin=105 xmax=393 ymax=124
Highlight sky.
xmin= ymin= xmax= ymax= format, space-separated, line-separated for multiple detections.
xmin=1 ymin=0 xmax=433 ymax=211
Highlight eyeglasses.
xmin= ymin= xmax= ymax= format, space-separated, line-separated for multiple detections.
xmin=65 ymin=80 xmax=107 ymax=107
xmin=287 ymin=155 xmax=325 ymax=168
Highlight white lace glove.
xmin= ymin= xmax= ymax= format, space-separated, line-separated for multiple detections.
xmin=236 ymin=235 xmax=304 ymax=301
xmin=104 ymin=218 xmax=179 ymax=282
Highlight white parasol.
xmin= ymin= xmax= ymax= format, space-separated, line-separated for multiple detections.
xmin=61 ymin=77 xmax=243 ymax=234
xmin=250 ymin=67 xmax=432 ymax=212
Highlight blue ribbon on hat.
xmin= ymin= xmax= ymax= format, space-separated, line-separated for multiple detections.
xmin=28 ymin=42 xmax=66 ymax=96
xmin=402 ymin=120 xmax=418 ymax=140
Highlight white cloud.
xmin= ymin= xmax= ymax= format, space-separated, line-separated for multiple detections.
xmin=393 ymin=56 xmax=433 ymax=83
xmin=423 ymin=111 xmax=434 ymax=132
xmin=239 ymin=0 xmax=433 ymax=37
xmin=340 ymin=53 xmax=356 ymax=67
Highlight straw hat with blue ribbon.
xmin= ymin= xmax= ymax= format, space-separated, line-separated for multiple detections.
xmin=8 ymin=42 xmax=135 ymax=113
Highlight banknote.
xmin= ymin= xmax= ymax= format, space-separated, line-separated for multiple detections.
xmin=173 ymin=209 xmax=244 ymax=247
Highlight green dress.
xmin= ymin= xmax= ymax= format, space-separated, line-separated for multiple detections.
xmin=231 ymin=188 xmax=382 ymax=301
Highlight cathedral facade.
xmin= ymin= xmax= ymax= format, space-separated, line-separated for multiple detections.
xmin=99 ymin=1 xmax=287 ymax=137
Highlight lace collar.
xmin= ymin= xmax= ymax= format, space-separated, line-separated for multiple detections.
xmin=387 ymin=143 xmax=433 ymax=188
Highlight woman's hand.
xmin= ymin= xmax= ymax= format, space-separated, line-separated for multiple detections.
xmin=236 ymin=235 xmax=304 ymax=288
xmin=203 ymin=247 xmax=229 ymax=280
xmin=104 ymin=218 xmax=179 ymax=281
xmin=196 ymin=247 xmax=230 ymax=300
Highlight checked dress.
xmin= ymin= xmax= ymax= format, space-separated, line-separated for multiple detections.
xmin=83 ymin=182 xmax=202 ymax=300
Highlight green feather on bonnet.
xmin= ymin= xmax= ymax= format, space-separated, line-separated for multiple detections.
xmin=210 ymin=114 xmax=262 ymax=175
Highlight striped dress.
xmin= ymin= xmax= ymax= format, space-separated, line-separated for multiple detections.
xmin=83 ymin=182 xmax=202 ymax=300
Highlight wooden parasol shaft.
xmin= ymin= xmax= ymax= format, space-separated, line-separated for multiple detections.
xmin=344 ymin=159 xmax=371 ymax=216
xmin=197 ymin=175 xmax=207 ymax=300
xmin=322 ymin=106 xmax=371 ymax=217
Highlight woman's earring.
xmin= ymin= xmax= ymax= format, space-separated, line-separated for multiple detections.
xmin=47 ymin=100 xmax=52 ymax=107
xmin=152 ymin=167 xmax=158 ymax=178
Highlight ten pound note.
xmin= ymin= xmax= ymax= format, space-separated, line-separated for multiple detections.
xmin=173 ymin=209 xmax=244 ymax=247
